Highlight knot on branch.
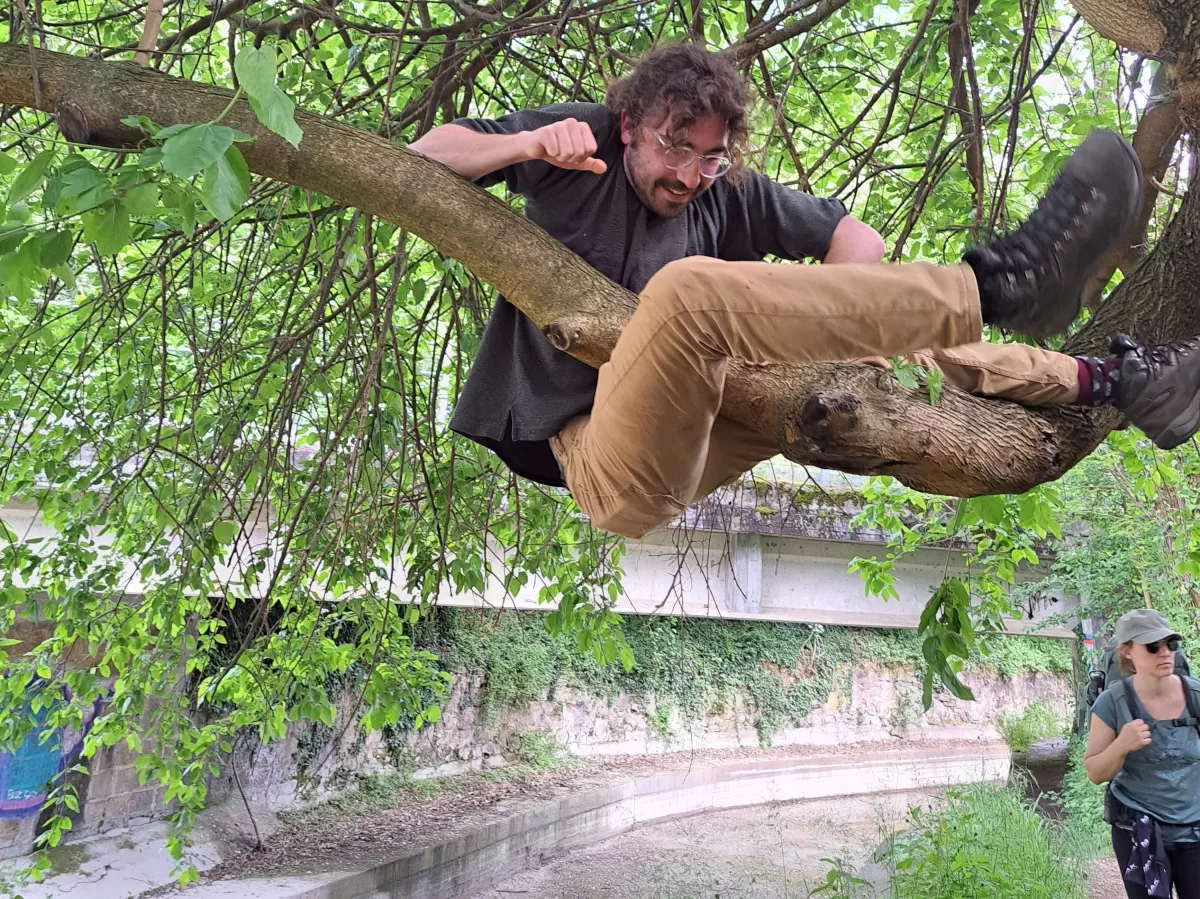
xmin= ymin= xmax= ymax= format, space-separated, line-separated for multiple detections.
xmin=798 ymin=393 xmax=860 ymax=446
xmin=544 ymin=320 xmax=582 ymax=352
xmin=55 ymin=100 xmax=90 ymax=144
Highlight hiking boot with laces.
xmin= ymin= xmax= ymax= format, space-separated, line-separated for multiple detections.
xmin=1113 ymin=334 xmax=1200 ymax=450
xmin=965 ymin=130 xmax=1143 ymax=339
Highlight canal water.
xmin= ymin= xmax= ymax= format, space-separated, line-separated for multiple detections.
xmin=1012 ymin=737 xmax=1070 ymax=820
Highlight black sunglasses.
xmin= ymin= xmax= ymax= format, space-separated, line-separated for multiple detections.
xmin=1143 ymin=637 xmax=1183 ymax=654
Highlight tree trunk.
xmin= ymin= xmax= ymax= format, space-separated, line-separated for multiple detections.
xmin=0 ymin=39 xmax=1197 ymax=498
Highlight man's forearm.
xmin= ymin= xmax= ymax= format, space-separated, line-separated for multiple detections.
xmin=408 ymin=124 xmax=532 ymax=181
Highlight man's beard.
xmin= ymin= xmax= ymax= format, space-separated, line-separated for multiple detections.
xmin=625 ymin=143 xmax=702 ymax=217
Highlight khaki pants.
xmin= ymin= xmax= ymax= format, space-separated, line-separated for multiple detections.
xmin=551 ymin=257 xmax=1081 ymax=538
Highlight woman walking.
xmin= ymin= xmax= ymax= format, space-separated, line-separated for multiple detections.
xmin=1085 ymin=609 xmax=1200 ymax=899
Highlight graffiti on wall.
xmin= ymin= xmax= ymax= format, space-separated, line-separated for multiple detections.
xmin=0 ymin=699 xmax=103 ymax=819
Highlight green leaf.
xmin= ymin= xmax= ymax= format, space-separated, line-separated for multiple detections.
xmin=36 ymin=230 xmax=74 ymax=268
xmin=121 ymin=114 xmax=159 ymax=133
xmin=213 ymin=520 xmax=238 ymax=544
xmin=180 ymin=194 xmax=196 ymax=237
xmin=82 ymin=204 xmax=131 ymax=255
xmin=234 ymin=44 xmax=278 ymax=103
xmin=154 ymin=123 xmax=194 ymax=139
xmin=966 ymin=494 xmax=1006 ymax=526
xmin=122 ymin=182 xmax=160 ymax=218
xmin=201 ymin=147 xmax=250 ymax=222
xmin=56 ymin=165 xmax=110 ymax=215
xmin=7 ymin=149 xmax=56 ymax=208
xmin=5 ymin=202 xmax=30 ymax=223
xmin=161 ymin=125 xmax=236 ymax=179
xmin=0 ymin=224 xmax=26 ymax=255
xmin=890 ymin=357 xmax=919 ymax=390
xmin=926 ymin=367 xmax=943 ymax=405
xmin=0 ymin=153 xmax=16 ymax=176
xmin=136 ymin=147 xmax=165 ymax=169
xmin=249 ymin=89 xmax=304 ymax=148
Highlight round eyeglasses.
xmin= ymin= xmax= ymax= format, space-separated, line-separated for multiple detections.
xmin=646 ymin=129 xmax=732 ymax=179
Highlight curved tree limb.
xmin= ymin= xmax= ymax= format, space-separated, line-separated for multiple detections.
xmin=1 ymin=47 xmax=1199 ymax=498
xmin=1070 ymin=0 xmax=1165 ymax=57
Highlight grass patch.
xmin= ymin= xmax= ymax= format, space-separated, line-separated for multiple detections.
xmin=888 ymin=784 xmax=1088 ymax=899
xmin=998 ymin=701 xmax=1066 ymax=752
xmin=1061 ymin=734 xmax=1111 ymax=858
xmin=518 ymin=730 xmax=569 ymax=769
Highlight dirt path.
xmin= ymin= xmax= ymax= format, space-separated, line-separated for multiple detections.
xmin=1088 ymin=856 xmax=1125 ymax=898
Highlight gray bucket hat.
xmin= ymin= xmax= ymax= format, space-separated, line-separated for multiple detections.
xmin=1115 ymin=609 xmax=1182 ymax=645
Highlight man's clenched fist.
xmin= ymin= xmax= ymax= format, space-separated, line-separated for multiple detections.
xmin=523 ymin=118 xmax=608 ymax=174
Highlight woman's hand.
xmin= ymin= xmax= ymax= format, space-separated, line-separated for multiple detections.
xmin=1117 ymin=719 xmax=1152 ymax=753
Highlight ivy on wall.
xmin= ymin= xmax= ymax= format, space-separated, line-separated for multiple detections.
xmin=413 ymin=610 xmax=1074 ymax=746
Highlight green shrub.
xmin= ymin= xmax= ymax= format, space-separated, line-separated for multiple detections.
xmin=1061 ymin=734 xmax=1110 ymax=857
xmin=998 ymin=701 xmax=1065 ymax=752
xmin=889 ymin=784 xmax=1087 ymax=899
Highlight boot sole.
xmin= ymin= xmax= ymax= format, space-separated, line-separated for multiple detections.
xmin=1153 ymin=387 xmax=1200 ymax=450
xmin=1029 ymin=133 xmax=1144 ymax=338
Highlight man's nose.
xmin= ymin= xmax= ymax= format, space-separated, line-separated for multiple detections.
xmin=677 ymin=162 xmax=702 ymax=189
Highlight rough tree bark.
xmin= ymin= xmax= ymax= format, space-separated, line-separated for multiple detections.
xmin=1 ymin=4 xmax=1199 ymax=498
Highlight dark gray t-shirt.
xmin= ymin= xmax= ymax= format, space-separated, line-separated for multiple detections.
xmin=448 ymin=102 xmax=848 ymax=486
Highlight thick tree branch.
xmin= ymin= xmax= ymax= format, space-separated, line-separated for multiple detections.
xmin=0 ymin=47 xmax=1195 ymax=498
xmin=1070 ymin=0 xmax=1165 ymax=57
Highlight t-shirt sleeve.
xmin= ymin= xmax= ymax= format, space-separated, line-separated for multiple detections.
xmin=722 ymin=170 xmax=849 ymax=262
xmin=1092 ymin=689 xmax=1119 ymax=731
xmin=452 ymin=102 xmax=614 ymax=196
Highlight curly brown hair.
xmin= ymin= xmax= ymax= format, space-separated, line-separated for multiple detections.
xmin=605 ymin=44 xmax=750 ymax=184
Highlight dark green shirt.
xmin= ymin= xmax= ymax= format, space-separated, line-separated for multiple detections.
xmin=447 ymin=102 xmax=848 ymax=486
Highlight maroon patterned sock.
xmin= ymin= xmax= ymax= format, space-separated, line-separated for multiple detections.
xmin=1074 ymin=356 xmax=1122 ymax=406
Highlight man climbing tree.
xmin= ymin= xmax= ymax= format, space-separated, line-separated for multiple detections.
xmin=411 ymin=44 xmax=1200 ymax=538
xmin=4 ymin=0 xmax=1200 ymax=872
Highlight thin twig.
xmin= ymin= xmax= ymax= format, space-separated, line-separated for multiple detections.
xmin=231 ymin=756 xmax=264 ymax=851
xmin=14 ymin=0 xmax=42 ymax=107
xmin=133 ymin=0 xmax=165 ymax=67
xmin=1150 ymin=176 xmax=1186 ymax=200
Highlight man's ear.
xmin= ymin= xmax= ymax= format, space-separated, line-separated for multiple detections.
xmin=619 ymin=111 xmax=633 ymax=146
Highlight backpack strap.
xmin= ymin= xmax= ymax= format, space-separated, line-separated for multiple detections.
xmin=1118 ymin=676 xmax=1143 ymax=722
xmin=1180 ymin=676 xmax=1200 ymax=735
